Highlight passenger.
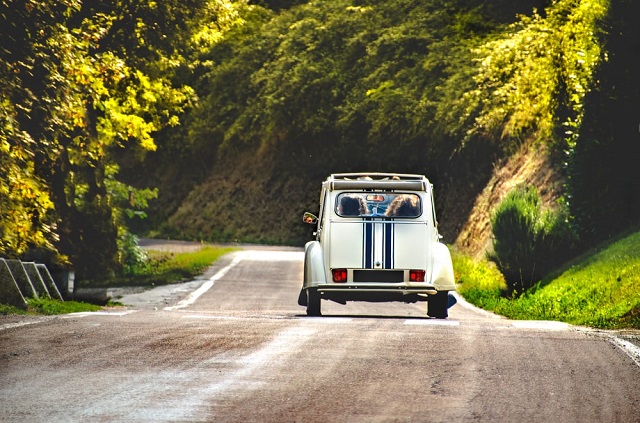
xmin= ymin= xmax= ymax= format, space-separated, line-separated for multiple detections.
xmin=339 ymin=194 xmax=369 ymax=216
xmin=385 ymin=194 xmax=420 ymax=217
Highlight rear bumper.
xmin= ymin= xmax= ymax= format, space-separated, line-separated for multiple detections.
xmin=314 ymin=284 xmax=439 ymax=304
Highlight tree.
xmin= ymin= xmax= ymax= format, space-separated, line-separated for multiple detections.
xmin=0 ymin=0 xmax=242 ymax=279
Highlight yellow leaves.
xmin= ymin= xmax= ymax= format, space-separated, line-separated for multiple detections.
xmin=190 ymin=0 xmax=244 ymax=53
xmin=167 ymin=115 xmax=180 ymax=127
xmin=192 ymin=26 xmax=226 ymax=49
xmin=470 ymin=0 xmax=608 ymax=144
xmin=0 ymin=162 xmax=55 ymax=256
xmin=345 ymin=6 xmax=371 ymax=13
xmin=365 ymin=80 xmax=395 ymax=98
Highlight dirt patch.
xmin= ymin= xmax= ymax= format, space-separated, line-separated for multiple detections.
xmin=453 ymin=142 xmax=564 ymax=259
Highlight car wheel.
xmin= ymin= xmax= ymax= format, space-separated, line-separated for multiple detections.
xmin=306 ymin=288 xmax=321 ymax=316
xmin=428 ymin=291 xmax=448 ymax=319
xmin=297 ymin=288 xmax=307 ymax=306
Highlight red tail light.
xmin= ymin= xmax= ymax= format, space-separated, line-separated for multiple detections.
xmin=332 ymin=268 xmax=348 ymax=283
xmin=409 ymin=269 xmax=426 ymax=282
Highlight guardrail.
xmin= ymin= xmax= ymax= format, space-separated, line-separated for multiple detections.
xmin=0 ymin=258 xmax=73 ymax=307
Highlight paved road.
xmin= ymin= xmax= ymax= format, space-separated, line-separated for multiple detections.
xmin=1 ymin=249 xmax=639 ymax=422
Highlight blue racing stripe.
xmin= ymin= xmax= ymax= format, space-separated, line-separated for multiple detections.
xmin=364 ymin=220 xmax=373 ymax=269
xmin=384 ymin=222 xmax=393 ymax=269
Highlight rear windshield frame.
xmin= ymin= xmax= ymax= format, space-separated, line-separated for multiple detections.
xmin=335 ymin=192 xmax=422 ymax=218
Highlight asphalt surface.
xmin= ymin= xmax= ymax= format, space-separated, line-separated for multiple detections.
xmin=1 ymin=247 xmax=639 ymax=422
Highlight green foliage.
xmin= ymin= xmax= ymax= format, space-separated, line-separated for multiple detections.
xmin=0 ymin=1 xmax=74 ymax=259
xmin=84 ymin=245 xmax=238 ymax=288
xmin=455 ymin=230 xmax=640 ymax=329
xmin=0 ymin=304 xmax=28 ymax=316
xmin=499 ymin=230 xmax=640 ymax=328
xmin=191 ymin=0 xmax=496 ymax=158
xmin=489 ymin=185 xmax=576 ymax=292
xmin=118 ymin=233 xmax=150 ymax=275
xmin=0 ymin=297 xmax=103 ymax=315
xmin=0 ymin=0 xmax=240 ymax=279
xmin=26 ymin=298 xmax=102 ymax=315
xmin=466 ymin=0 xmax=607 ymax=148
xmin=149 ymin=246 xmax=237 ymax=276
xmin=156 ymin=0 xmax=510 ymax=244
xmin=452 ymin=249 xmax=507 ymax=310
xmin=564 ymin=0 xmax=640 ymax=243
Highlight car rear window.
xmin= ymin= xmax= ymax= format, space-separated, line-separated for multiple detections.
xmin=335 ymin=193 xmax=422 ymax=218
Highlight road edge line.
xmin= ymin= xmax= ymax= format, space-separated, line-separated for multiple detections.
xmin=163 ymin=252 xmax=245 ymax=311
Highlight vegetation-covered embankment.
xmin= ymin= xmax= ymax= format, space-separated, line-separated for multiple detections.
xmin=455 ymin=229 xmax=640 ymax=329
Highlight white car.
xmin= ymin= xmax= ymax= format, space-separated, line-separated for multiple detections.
xmin=298 ymin=173 xmax=456 ymax=317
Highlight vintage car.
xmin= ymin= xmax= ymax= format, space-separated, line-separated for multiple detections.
xmin=298 ymin=172 xmax=456 ymax=317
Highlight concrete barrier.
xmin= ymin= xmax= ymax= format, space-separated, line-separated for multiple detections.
xmin=36 ymin=264 xmax=63 ymax=301
xmin=0 ymin=259 xmax=28 ymax=308
xmin=5 ymin=259 xmax=38 ymax=299
xmin=22 ymin=262 xmax=51 ymax=298
xmin=0 ymin=259 xmax=67 ymax=306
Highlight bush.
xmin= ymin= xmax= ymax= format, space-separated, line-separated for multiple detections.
xmin=489 ymin=185 xmax=576 ymax=293
xmin=118 ymin=233 xmax=150 ymax=276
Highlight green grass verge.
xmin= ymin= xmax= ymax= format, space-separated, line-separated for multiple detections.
xmin=453 ymin=231 xmax=640 ymax=329
xmin=78 ymin=245 xmax=238 ymax=288
xmin=0 ymin=298 xmax=101 ymax=316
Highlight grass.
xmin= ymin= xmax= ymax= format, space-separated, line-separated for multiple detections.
xmin=1 ymin=245 xmax=237 ymax=316
xmin=453 ymin=230 xmax=640 ymax=329
xmin=77 ymin=245 xmax=238 ymax=289
xmin=0 ymin=298 xmax=101 ymax=316
xmin=138 ymin=245 xmax=238 ymax=284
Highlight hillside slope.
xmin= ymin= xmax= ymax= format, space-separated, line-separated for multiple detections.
xmin=157 ymin=136 xmax=562 ymax=258
xmin=453 ymin=143 xmax=564 ymax=258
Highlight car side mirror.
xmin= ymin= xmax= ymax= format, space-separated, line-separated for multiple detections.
xmin=303 ymin=212 xmax=318 ymax=224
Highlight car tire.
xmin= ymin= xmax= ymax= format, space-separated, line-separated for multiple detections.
xmin=306 ymin=288 xmax=321 ymax=316
xmin=298 ymin=288 xmax=307 ymax=306
xmin=428 ymin=291 xmax=448 ymax=319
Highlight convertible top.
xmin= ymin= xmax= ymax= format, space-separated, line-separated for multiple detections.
xmin=326 ymin=173 xmax=430 ymax=192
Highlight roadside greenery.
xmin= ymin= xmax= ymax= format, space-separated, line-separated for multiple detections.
xmin=0 ymin=299 xmax=101 ymax=316
xmin=1 ymin=245 xmax=235 ymax=315
xmin=454 ymin=230 xmax=640 ymax=329
xmin=77 ymin=245 xmax=237 ymax=288
xmin=488 ymin=185 xmax=576 ymax=293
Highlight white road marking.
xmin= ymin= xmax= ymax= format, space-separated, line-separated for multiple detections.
xmin=181 ymin=314 xmax=245 ymax=320
xmin=0 ymin=311 xmax=140 ymax=330
xmin=609 ymin=337 xmax=640 ymax=368
xmin=404 ymin=319 xmax=460 ymax=326
xmin=0 ymin=320 xmax=45 ymax=331
xmin=164 ymin=252 xmax=245 ymax=311
xmin=511 ymin=320 xmax=570 ymax=330
xmin=453 ymin=292 xmax=504 ymax=319
xmin=163 ymin=250 xmax=303 ymax=311
xmin=64 ymin=310 xmax=139 ymax=318
xmin=241 ymin=250 xmax=304 ymax=261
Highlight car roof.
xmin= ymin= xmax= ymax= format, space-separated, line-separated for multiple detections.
xmin=325 ymin=173 xmax=430 ymax=192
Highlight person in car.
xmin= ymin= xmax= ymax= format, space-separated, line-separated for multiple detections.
xmin=385 ymin=194 xmax=419 ymax=217
xmin=339 ymin=194 xmax=369 ymax=216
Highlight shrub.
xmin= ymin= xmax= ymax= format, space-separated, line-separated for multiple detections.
xmin=489 ymin=185 xmax=576 ymax=293
xmin=118 ymin=233 xmax=150 ymax=275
